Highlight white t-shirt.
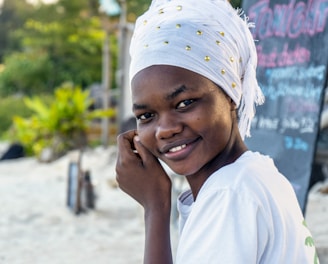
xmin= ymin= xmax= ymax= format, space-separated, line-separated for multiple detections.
xmin=176 ymin=151 xmax=319 ymax=264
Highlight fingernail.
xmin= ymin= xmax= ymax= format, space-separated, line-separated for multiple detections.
xmin=134 ymin=135 xmax=140 ymax=142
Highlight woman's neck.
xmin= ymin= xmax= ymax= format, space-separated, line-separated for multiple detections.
xmin=186 ymin=128 xmax=248 ymax=200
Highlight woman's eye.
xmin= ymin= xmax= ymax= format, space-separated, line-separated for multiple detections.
xmin=177 ymin=99 xmax=195 ymax=109
xmin=137 ymin=112 xmax=154 ymax=121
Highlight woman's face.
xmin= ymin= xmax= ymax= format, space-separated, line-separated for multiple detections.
xmin=132 ymin=65 xmax=235 ymax=177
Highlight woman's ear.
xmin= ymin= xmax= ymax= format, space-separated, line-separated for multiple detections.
xmin=229 ymin=99 xmax=238 ymax=122
xmin=229 ymin=98 xmax=237 ymax=111
xmin=220 ymin=87 xmax=237 ymax=111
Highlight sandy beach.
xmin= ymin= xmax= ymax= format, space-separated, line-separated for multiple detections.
xmin=0 ymin=144 xmax=145 ymax=264
xmin=0 ymin=143 xmax=327 ymax=264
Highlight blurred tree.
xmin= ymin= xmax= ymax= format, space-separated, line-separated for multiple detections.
xmin=11 ymin=82 xmax=115 ymax=159
xmin=231 ymin=0 xmax=242 ymax=8
xmin=0 ymin=51 xmax=53 ymax=95
xmin=0 ymin=0 xmax=113 ymax=96
xmin=126 ymin=0 xmax=150 ymax=22
xmin=0 ymin=0 xmax=35 ymax=62
xmin=125 ymin=0 xmax=241 ymax=22
xmin=0 ymin=0 xmax=241 ymax=96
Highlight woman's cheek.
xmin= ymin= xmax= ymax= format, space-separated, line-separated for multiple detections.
xmin=137 ymin=128 xmax=153 ymax=150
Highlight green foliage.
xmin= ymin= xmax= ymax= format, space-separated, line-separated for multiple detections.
xmin=0 ymin=94 xmax=53 ymax=142
xmin=0 ymin=0 xmax=35 ymax=62
xmin=0 ymin=96 xmax=33 ymax=137
xmin=0 ymin=0 xmax=113 ymax=96
xmin=125 ymin=0 xmax=241 ymax=22
xmin=127 ymin=0 xmax=151 ymax=22
xmin=15 ymin=10 xmax=105 ymax=88
xmin=10 ymin=83 xmax=115 ymax=158
xmin=0 ymin=0 xmax=239 ymax=97
xmin=231 ymin=0 xmax=242 ymax=8
xmin=0 ymin=51 xmax=54 ymax=96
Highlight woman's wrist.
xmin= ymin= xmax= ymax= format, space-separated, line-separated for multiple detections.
xmin=144 ymin=198 xmax=171 ymax=218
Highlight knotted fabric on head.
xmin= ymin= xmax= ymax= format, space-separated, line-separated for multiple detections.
xmin=129 ymin=0 xmax=265 ymax=139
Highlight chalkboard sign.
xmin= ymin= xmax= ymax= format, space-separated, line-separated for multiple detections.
xmin=242 ymin=0 xmax=328 ymax=212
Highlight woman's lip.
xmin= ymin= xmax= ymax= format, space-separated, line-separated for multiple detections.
xmin=168 ymin=144 xmax=187 ymax=153
xmin=159 ymin=138 xmax=196 ymax=154
xmin=160 ymin=138 xmax=200 ymax=160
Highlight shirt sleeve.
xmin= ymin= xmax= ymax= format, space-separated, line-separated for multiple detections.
xmin=176 ymin=187 xmax=270 ymax=264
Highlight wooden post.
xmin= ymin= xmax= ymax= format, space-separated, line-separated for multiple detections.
xmin=101 ymin=24 xmax=111 ymax=147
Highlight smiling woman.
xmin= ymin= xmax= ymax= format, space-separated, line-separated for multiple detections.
xmin=115 ymin=0 xmax=320 ymax=263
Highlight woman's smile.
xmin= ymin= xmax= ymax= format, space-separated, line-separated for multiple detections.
xmin=161 ymin=137 xmax=201 ymax=160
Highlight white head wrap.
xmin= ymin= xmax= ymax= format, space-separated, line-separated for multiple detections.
xmin=129 ymin=0 xmax=265 ymax=139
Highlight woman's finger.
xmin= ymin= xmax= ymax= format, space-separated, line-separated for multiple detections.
xmin=133 ymin=135 xmax=158 ymax=166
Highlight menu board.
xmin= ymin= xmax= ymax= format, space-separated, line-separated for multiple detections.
xmin=242 ymin=0 xmax=328 ymax=212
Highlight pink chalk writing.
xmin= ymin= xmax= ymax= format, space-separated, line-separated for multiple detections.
xmin=286 ymin=100 xmax=319 ymax=113
xmin=257 ymin=43 xmax=311 ymax=67
xmin=249 ymin=0 xmax=328 ymax=40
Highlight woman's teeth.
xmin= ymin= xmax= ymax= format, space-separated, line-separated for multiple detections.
xmin=169 ymin=144 xmax=187 ymax=153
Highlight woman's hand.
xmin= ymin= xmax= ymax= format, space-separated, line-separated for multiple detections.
xmin=116 ymin=130 xmax=172 ymax=211
xmin=116 ymin=130 xmax=174 ymax=264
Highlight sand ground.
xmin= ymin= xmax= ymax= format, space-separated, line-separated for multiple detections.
xmin=0 ymin=143 xmax=327 ymax=264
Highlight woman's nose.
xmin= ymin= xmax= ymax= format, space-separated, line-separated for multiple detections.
xmin=155 ymin=114 xmax=183 ymax=140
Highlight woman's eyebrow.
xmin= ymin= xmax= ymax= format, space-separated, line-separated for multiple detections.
xmin=133 ymin=85 xmax=190 ymax=111
xmin=165 ymin=85 xmax=188 ymax=101
xmin=133 ymin=103 xmax=147 ymax=111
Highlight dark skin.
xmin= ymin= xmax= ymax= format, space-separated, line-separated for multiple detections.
xmin=116 ymin=65 xmax=247 ymax=264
